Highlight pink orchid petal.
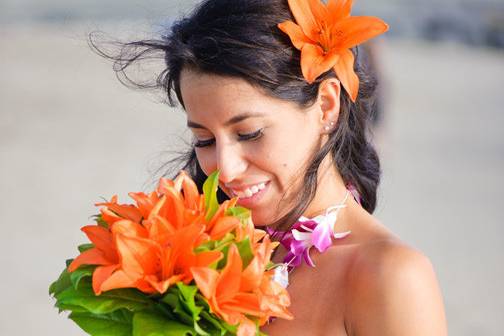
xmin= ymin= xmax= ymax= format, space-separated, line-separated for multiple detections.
xmin=291 ymin=229 xmax=312 ymax=242
xmin=285 ymin=252 xmax=303 ymax=268
xmin=290 ymin=239 xmax=309 ymax=255
xmin=311 ymin=222 xmax=333 ymax=252
xmin=303 ymin=248 xmax=315 ymax=267
xmin=333 ymin=231 xmax=352 ymax=239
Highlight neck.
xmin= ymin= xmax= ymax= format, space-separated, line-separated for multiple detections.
xmin=302 ymin=153 xmax=349 ymax=218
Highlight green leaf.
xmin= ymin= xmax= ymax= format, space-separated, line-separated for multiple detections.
xmin=56 ymin=279 xmax=151 ymax=314
xmin=176 ymin=284 xmax=201 ymax=316
xmin=224 ymin=206 xmax=251 ymax=223
xmin=217 ymin=240 xmax=253 ymax=270
xmin=56 ymin=303 xmax=90 ymax=313
xmin=132 ymin=311 xmax=196 ymax=336
xmin=203 ymin=171 xmax=220 ymax=221
xmin=70 ymin=265 xmax=95 ymax=289
xmin=194 ymin=240 xmax=215 ymax=253
xmin=199 ymin=311 xmax=232 ymax=336
xmin=175 ymin=283 xmax=206 ymax=335
xmin=235 ymin=239 xmax=254 ymax=269
xmin=79 ymin=243 xmax=95 ymax=253
xmin=214 ymin=233 xmax=234 ymax=251
xmin=266 ymin=262 xmax=282 ymax=271
xmin=69 ymin=310 xmax=132 ymax=336
xmin=161 ymin=293 xmax=193 ymax=326
xmin=216 ymin=245 xmax=230 ymax=270
xmin=49 ymin=267 xmax=72 ymax=296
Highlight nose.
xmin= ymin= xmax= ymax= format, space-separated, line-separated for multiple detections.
xmin=215 ymin=139 xmax=248 ymax=184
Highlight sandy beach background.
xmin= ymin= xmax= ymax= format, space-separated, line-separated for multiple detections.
xmin=1 ymin=1 xmax=503 ymax=335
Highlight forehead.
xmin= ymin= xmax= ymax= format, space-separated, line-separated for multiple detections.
xmin=179 ymin=69 xmax=294 ymax=122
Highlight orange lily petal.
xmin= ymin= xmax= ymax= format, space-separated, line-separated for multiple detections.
xmin=210 ymin=217 xmax=240 ymax=241
xmin=287 ymin=0 xmax=319 ymax=41
xmin=99 ymin=269 xmax=142 ymax=293
xmin=308 ymin=0 xmax=329 ymax=24
xmin=327 ymin=0 xmax=353 ymax=22
xmin=95 ymin=200 xmax=142 ymax=223
xmin=144 ymin=215 xmax=176 ymax=245
xmin=92 ymin=264 xmax=119 ymax=295
xmin=174 ymin=170 xmax=201 ymax=210
xmin=222 ymin=293 xmax=262 ymax=316
xmin=195 ymin=250 xmax=223 ymax=268
xmin=161 ymin=189 xmax=186 ymax=229
xmin=168 ymin=224 xmax=208 ymax=281
xmin=110 ymin=219 xmax=148 ymax=238
xmin=115 ymin=234 xmax=161 ymax=276
xmin=156 ymin=177 xmax=174 ymax=195
xmin=128 ymin=191 xmax=158 ymax=219
xmin=68 ymin=247 xmax=112 ymax=272
xmin=241 ymin=236 xmax=275 ymax=292
xmin=80 ymin=225 xmax=118 ymax=263
xmin=206 ymin=201 xmax=226 ymax=231
xmin=277 ymin=21 xmax=313 ymax=50
xmin=81 ymin=225 xmax=113 ymax=252
xmin=216 ymin=244 xmax=242 ymax=302
xmin=194 ymin=229 xmax=210 ymax=247
xmin=191 ymin=266 xmax=220 ymax=299
xmin=144 ymin=274 xmax=183 ymax=294
xmin=332 ymin=16 xmax=389 ymax=50
xmin=99 ymin=208 xmax=122 ymax=226
xmin=147 ymin=194 xmax=166 ymax=219
xmin=332 ymin=48 xmax=359 ymax=101
xmin=300 ymin=43 xmax=340 ymax=83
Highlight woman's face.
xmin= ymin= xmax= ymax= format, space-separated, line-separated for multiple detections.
xmin=179 ymin=69 xmax=328 ymax=226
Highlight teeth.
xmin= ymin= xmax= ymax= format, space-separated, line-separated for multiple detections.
xmin=231 ymin=182 xmax=267 ymax=198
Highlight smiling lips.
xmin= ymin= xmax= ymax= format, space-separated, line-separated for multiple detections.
xmin=227 ymin=181 xmax=268 ymax=198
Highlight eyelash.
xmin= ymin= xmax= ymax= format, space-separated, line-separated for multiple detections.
xmin=194 ymin=129 xmax=264 ymax=148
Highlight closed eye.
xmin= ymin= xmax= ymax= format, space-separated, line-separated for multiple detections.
xmin=194 ymin=129 xmax=264 ymax=148
xmin=238 ymin=129 xmax=263 ymax=141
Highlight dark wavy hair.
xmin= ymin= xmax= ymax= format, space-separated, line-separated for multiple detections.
xmin=90 ymin=0 xmax=382 ymax=235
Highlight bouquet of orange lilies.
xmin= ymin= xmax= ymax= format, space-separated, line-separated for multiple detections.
xmin=49 ymin=171 xmax=293 ymax=336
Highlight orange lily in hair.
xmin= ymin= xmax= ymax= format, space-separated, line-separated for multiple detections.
xmin=278 ymin=0 xmax=388 ymax=101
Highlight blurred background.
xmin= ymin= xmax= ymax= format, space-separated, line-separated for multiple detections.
xmin=1 ymin=0 xmax=503 ymax=335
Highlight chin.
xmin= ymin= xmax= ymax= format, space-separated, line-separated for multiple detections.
xmin=250 ymin=211 xmax=273 ymax=228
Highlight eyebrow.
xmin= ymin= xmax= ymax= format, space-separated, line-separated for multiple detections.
xmin=187 ymin=112 xmax=265 ymax=129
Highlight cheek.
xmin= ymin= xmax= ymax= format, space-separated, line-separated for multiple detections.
xmin=194 ymin=149 xmax=214 ymax=176
xmin=269 ymin=129 xmax=319 ymax=184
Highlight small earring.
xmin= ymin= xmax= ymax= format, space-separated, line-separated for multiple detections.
xmin=324 ymin=125 xmax=330 ymax=131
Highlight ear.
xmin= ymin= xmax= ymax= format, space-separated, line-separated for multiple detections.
xmin=317 ymin=78 xmax=341 ymax=134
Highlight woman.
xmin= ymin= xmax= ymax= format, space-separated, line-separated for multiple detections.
xmin=97 ymin=0 xmax=448 ymax=334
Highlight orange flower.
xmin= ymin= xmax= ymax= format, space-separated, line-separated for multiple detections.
xmin=68 ymin=225 xmax=120 ymax=295
xmin=256 ymin=271 xmax=293 ymax=324
xmin=68 ymin=170 xmax=262 ymax=297
xmin=96 ymin=195 xmax=143 ymax=226
xmin=191 ymin=244 xmax=263 ymax=336
xmin=191 ymin=239 xmax=292 ymax=336
xmin=235 ymin=214 xmax=266 ymax=244
xmin=98 ymin=222 xmax=222 ymax=294
xmin=278 ymin=0 xmax=388 ymax=101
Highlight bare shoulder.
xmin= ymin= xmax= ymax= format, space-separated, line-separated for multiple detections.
xmin=344 ymin=239 xmax=448 ymax=336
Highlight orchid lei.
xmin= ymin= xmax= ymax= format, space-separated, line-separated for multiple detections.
xmin=268 ymin=185 xmax=361 ymax=288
